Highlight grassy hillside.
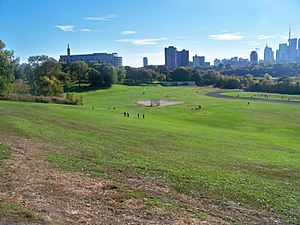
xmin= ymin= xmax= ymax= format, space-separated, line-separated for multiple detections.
xmin=0 ymin=85 xmax=299 ymax=224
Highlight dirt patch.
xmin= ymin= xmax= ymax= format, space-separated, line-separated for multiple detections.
xmin=0 ymin=137 xmax=282 ymax=225
xmin=137 ymin=100 xmax=183 ymax=107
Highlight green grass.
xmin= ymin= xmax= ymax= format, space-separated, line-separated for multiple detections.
xmin=0 ymin=144 xmax=11 ymax=165
xmin=0 ymin=199 xmax=38 ymax=223
xmin=223 ymin=91 xmax=300 ymax=102
xmin=0 ymin=85 xmax=299 ymax=223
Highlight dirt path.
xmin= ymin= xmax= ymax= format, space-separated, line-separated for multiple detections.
xmin=0 ymin=137 xmax=282 ymax=225
xmin=206 ymin=91 xmax=300 ymax=105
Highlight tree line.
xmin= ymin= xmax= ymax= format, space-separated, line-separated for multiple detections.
xmin=1 ymin=39 xmax=300 ymax=100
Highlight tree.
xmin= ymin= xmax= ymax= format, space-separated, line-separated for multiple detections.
xmin=116 ymin=67 xmax=126 ymax=84
xmin=0 ymin=40 xmax=14 ymax=95
xmin=69 ymin=61 xmax=89 ymax=86
xmin=88 ymin=68 xmax=104 ymax=87
xmin=170 ymin=68 xmax=191 ymax=81
xmin=31 ymin=76 xmax=63 ymax=97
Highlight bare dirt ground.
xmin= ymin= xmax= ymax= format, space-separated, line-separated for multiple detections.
xmin=137 ymin=100 xmax=183 ymax=107
xmin=0 ymin=137 xmax=282 ymax=225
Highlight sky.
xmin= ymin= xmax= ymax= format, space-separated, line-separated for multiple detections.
xmin=1 ymin=0 xmax=300 ymax=67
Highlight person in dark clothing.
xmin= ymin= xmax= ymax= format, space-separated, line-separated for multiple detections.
xmin=124 ymin=112 xmax=126 ymax=117
xmin=127 ymin=112 xmax=130 ymax=117
xmin=142 ymin=114 xmax=145 ymax=119
xmin=137 ymin=113 xmax=140 ymax=119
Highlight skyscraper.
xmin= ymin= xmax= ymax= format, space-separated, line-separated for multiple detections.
xmin=177 ymin=49 xmax=189 ymax=67
xmin=289 ymin=38 xmax=298 ymax=62
xmin=214 ymin=59 xmax=221 ymax=67
xmin=165 ymin=46 xmax=177 ymax=70
xmin=298 ymin=39 xmax=300 ymax=61
xmin=264 ymin=45 xmax=274 ymax=63
xmin=277 ymin=43 xmax=288 ymax=62
xmin=250 ymin=51 xmax=258 ymax=63
xmin=143 ymin=57 xmax=148 ymax=67
xmin=193 ymin=55 xmax=205 ymax=67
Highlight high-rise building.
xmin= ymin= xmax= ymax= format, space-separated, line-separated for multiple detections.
xmin=214 ymin=59 xmax=221 ymax=66
xmin=143 ymin=57 xmax=148 ymax=67
xmin=250 ymin=51 xmax=258 ymax=63
xmin=165 ymin=46 xmax=177 ymax=70
xmin=289 ymin=38 xmax=298 ymax=62
xmin=193 ymin=55 xmax=205 ymax=67
xmin=298 ymin=39 xmax=300 ymax=61
xmin=177 ymin=49 xmax=189 ymax=67
xmin=59 ymin=45 xmax=122 ymax=66
xmin=264 ymin=45 xmax=274 ymax=63
xmin=277 ymin=43 xmax=288 ymax=62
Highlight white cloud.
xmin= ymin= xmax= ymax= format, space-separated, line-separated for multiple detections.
xmin=115 ymin=37 xmax=167 ymax=46
xmin=55 ymin=25 xmax=74 ymax=32
xmin=209 ymin=33 xmax=243 ymax=41
xmin=121 ymin=30 xmax=137 ymax=35
xmin=79 ymin=28 xmax=93 ymax=32
xmin=85 ymin=14 xmax=117 ymax=21
xmin=256 ymin=34 xmax=275 ymax=40
xmin=248 ymin=41 xmax=260 ymax=46
xmin=280 ymin=35 xmax=289 ymax=41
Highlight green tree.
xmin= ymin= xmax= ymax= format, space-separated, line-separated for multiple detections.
xmin=31 ymin=76 xmax=63 ymax=97
xmin=69 ymin=61 xmax=89 ymax=86
xmin=0 ymin=40 xmax=14 ymax=95
xmin=88 ymin=68 xmax=104 ymax=87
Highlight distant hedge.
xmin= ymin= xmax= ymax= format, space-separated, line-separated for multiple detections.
xmin=0 ymin=93 xmax=83 ymax=105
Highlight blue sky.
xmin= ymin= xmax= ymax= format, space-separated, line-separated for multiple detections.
xmin=1 ymin=0 xmax=300 ymax=67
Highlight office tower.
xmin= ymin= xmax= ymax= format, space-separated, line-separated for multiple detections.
xmin=177 ymin=49 xmax=189 ymax=67
xmin=250 ymin=51 xmax=258 ymax=63
xmin=165 ymin=46 xmax=177 ymax=70
xmin=143 ymin=57 xmax=148 ymax=67
xmin=264 ymin=45 xmax=274 ymax=63
xmin=193 ymin=55 xmax=205 ymax=67
xmin=289 ymin=38 xmax=298 ymax=61
xmin=214 ymin=59 xmax=221 ymax=66
xmin=277 ymin=43 xmax=288 ymax=62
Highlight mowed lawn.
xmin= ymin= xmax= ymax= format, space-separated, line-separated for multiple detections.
xmin=0 ymin=85 xmax=300 ymax=223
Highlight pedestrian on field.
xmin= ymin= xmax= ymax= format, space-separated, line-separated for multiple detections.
xmin=137 ymin=113 xmax=140 ymax=119
xmin=142 ymin=114 xmax=145 ymax=119
xmin=248 ymin=102 xmax=250 ymax=105
xmin=127 ymin=112 xmax=130 ymax=117
xmin=123 ymin=112 xmax=126 ymax=117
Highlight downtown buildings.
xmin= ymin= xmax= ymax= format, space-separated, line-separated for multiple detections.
xmin=276 ymin=28 xmax=300 ymax=63
xmin=165 ymin=46 xmax=210 ymax=70
xmin=59 ymin=45 xmax=123 ymax=66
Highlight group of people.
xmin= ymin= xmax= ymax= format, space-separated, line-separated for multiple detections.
xmin=123 ymin=112 xmax=145 ymax=119
xmin=191 ymin=105 xmax=202 ymax=110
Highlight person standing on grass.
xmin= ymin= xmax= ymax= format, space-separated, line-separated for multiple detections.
xmin=137 ymin=113 xmax=140 ymax=119
xmin=127 ymin=112 xmax=130 ymax=117
xmin=123 ymin=112 xmax=126 ymax=117
xmin=142 ymin=114 xmax=145 ymax=119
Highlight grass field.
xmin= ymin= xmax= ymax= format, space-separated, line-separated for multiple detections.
xmin=223 ymin=91 xmax=300 ymax=102
xmin=0 ymin=85 xmax=299 ymax=224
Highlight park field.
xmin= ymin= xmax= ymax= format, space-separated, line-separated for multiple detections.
xmin=0 ymin=85 xmax=300 ymax=224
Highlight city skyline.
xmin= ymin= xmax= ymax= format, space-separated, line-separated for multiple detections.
xmin=1 ymin=0 xmax=300 ymax=67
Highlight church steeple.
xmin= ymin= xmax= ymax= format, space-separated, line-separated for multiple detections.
xmin=67 ymin=44 xmax=71 ymax=62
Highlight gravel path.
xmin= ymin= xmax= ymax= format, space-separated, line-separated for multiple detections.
xmin=206 ymin=91 xmax=300 ymax=105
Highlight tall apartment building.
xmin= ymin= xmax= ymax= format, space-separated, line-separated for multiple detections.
xmin=165 ymin=46 xmax=177 ymax=70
